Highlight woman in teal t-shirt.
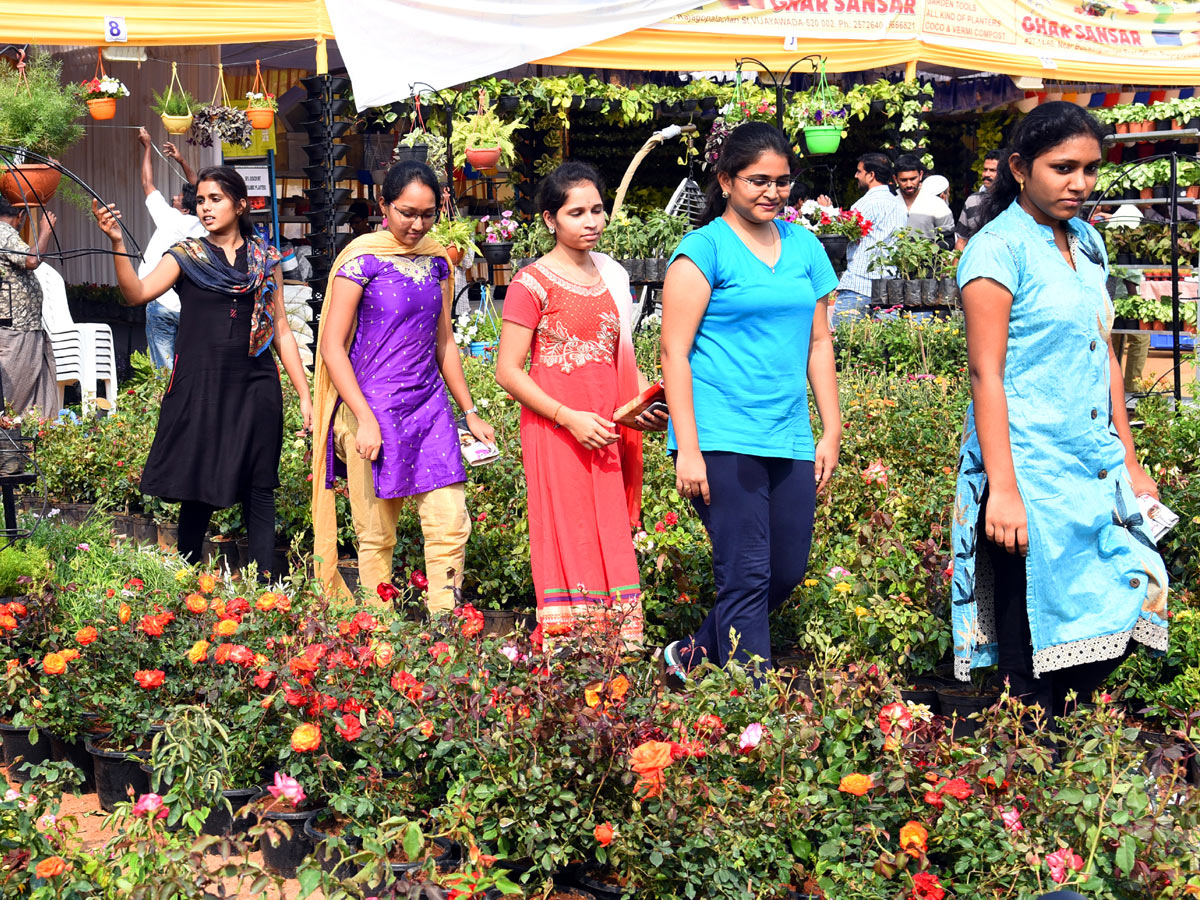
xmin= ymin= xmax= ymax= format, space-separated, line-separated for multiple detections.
xmin=660 ymin=122 xmax=841 ymax=677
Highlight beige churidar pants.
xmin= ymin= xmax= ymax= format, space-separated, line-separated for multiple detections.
xmin=333 ymin=405 xmax=470 ymax=613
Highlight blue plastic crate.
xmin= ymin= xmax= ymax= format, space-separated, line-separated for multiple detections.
xmin=1149 ymin=332 xmax=1195 ymax=350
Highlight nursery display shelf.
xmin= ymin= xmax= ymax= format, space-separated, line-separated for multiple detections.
xmin=1090 ymin=198 xmax=1200 ymax=207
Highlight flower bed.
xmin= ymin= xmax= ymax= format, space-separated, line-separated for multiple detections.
xmin=5 ymin=314 xmax=1198 ymax=897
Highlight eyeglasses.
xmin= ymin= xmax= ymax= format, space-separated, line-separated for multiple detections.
xmin=388 ymin=204 xmax=437 ymax=223
xmin=735 ymin=175 xmax=794 ymax=192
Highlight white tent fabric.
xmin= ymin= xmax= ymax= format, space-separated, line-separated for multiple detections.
xmin=325 ymin=0 xmax=697 ymax=110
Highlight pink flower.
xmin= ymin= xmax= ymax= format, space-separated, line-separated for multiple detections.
xmin=879 ymin=701 xmax=913 ymax=736
xmin=738 ymin=722 xmax=764 ymax=752
xmin=132 ymin=793 xmax=168 ymax=819
xmin=1046 ymin=847 xmax=1084 ymax=883
xmin=1000 ymin=806 xmax=1023 ymax=832
xmin=827 ymin=566 xmax=851 ymax=579
xmin=861 ymin=459 xmax=889 ymax=485
xmin=266 ymin=772 xmax=306 ymax=808
xmin=500 ymin=645 xmax=520 ymax=663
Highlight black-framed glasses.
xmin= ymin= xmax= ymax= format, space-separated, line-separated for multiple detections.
xmin=735 ymin=175 xmax=793 ymax=191
xmin=388 ymin=203 xmax=437 ymax=223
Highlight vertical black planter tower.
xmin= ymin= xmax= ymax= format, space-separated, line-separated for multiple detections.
xmin=299 ymin=74 xmax=353 ymax=339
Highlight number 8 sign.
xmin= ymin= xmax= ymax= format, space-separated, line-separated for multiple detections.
xmin=104 ymin=15 xmax=128 ymax=43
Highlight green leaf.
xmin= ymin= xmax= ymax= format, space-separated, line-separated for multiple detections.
xmin=403 ymin=820 xmax=423 ymax=862
xmin=296 ymin=867 xmax=321 ymax=898
xmin=1056 ymin=787 xmax=1086 ymax=805
xmin=1115 ymin=834 xmax=1137 ymax=874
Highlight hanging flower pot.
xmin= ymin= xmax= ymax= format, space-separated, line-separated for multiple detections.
xmin=81 ymin=53 xmax=128 ymax=122
xmin=247 ymin=107 xmax=275 ymax=130
xmin=0 ymin=164 xmax=63 ymax=206
xmin=480 ymin=241 xmax=513 ymax=266
xmin=161 ymin=113 xmax=194 ymax=135
xmin=465 ymin=146 xmax=502 ymax=170
xmin=803 ymin=125 xmax=842 ymax=155
xmin=87 ymin=97 xmax=117 ymax=120
xmin=245 ymin=62 xmax=278 ymax=132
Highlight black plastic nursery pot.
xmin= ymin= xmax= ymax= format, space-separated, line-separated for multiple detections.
xmin=0 ymin=721 xmax=53 ymax=783
xmin=259 ymin=803 xmax=322 ymax=878
xmin=304 ymin=813 xmax=363 ymax=880
xmin=85 ymin=736 xmax=151 ymax=812
xmin=49 ymin=732 xmax=96 ymax=793
xmin=899 ymin=683 xmax=942 ymax=715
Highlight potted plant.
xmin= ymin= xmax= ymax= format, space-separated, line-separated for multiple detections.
xmin=82 ymin=74 xmax=129 ymax=121
xmin=152 ymin=64 xmax=198 ymax=136
xmin=451 ymin=91 xmax=525 ymax=171
xmin=0 ymin=51 xmax=85 ymax=205
xmin=793 ymin=63 xmax=847 ymax=156
xmin=429 ymin=217 xmax=481 ymax=267
xmin=479 ymin=210 xmax=519 ymax=265
xmin=245 ymin=92 xmax=277 ymax=130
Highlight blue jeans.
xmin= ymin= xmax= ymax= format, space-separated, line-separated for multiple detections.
xmin=145 ymin=301 xmax=179 ymax=370
xmin=833 ymin=288 xmax=872 ymax=328
xmin=676 ymin=452 xmax=815 ymax=674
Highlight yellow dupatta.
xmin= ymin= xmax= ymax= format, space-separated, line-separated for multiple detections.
xmin=310 ymin=230 xmax=453 ymax=598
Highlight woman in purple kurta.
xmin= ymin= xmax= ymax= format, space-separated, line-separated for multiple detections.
xmin=313 ymin=163 xmax=494 ymax=610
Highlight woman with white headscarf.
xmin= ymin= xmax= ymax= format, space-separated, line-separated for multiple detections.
xmin=908 ymin=174 xmax=955 ymax=245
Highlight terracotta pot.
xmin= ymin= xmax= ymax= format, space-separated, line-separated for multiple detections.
xmin=1115 ymin=122 xmax=1130 ymax=134
xmin=465 ymin=146 xmax=502 ymax=170
xmin=445 ymin=246 xmax=463 ymax=267
xmin=1186 ymin=185 xmax=1200 ymax=200
xmin=247 ymin=108 xmax=275 ymax=130
xmin=87 ymin=97 xmax=117 ymax=120
xmin=0 ymin=164 xmax=63 ymax=205
xmin=161 ymin=112 xmax=193 ymax=135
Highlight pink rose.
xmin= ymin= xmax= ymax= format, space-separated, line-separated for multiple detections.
xmin=132 ymin=793 xmax=168 ymax=819
xmin=266 ymin=772 xmax=306 ymax=808
xmin=1046 ymin=847 xmax=1084 ymax=883
xmin=1000 ymin=806 xmax=1023 ymax=832
xmin=738 ymin=722 xmax=764 ymax=753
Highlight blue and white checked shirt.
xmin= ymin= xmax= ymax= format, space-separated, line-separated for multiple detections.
xmin=837 ymin=185 xmax=908 ymax=297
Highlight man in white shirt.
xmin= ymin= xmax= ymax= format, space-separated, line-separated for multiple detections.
xmin=137 ymin=127 xmax=205 ymax=370
xmin=834 ymin=152 xmax=908 ymax=327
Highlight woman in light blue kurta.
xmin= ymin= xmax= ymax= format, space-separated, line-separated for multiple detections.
xmin=951 ymin=103 xmax=1167 ymax=716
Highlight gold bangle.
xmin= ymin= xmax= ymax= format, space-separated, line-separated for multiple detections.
xmin=551 ymin=403 xmax=563 ymax=425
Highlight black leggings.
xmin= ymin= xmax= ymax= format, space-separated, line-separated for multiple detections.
xmin=177 ymin=486 xmax=276 ymax=578
xmin=982 ymin=498 xmax=1127 ymax=719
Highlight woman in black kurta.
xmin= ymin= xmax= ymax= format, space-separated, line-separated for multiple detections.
xmin=93 ymin=167 xmax=311 ymax=576
xmin=141 ymin=239 xmax=285 ymax=505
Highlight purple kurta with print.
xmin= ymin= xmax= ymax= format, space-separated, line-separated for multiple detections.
xmin=325 ymin=253 xmax=465 ymax=498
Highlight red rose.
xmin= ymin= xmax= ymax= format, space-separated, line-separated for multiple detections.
xmin=377 ymin=582 xmax=400 ymax=603
xmin=429 ymin=641 xmax=451 ymax=664
xmin=134 ymin=669 xmax=165 ymax=689
xmin=409 ymin=571 xmax=428 ymax=591
xmin=252 ymin=670 xmax=274 ymax=689
xmin=663 ymin=511 xmax=678 ymax=526
xmin=335 ymin=713 xmax=363 ymax=742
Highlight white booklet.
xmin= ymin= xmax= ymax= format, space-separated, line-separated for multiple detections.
xmin=457 ymin=419 xmax=500 ymax=467
xmin=1136 ymin=493 xmax=1179 ymax=543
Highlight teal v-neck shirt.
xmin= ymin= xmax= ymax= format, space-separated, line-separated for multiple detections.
xmin=666 ymin=217 xmax=838 ymax=461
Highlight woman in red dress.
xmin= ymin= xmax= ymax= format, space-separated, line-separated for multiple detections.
xmin=496 ymin=162 xmax=666 ymax=649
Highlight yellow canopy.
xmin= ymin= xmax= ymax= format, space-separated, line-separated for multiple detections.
xmin=539 ymin=0 xmax=1200 ymax=86
xmin=0 ymin=0 xmax=333 ymax=45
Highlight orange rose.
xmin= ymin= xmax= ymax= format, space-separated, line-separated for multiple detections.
xmin=375 ymin=641 xmax=394 ymax=667
xmin=838 ymin=773 xmax=874 ymax=796
xmin=0 ymin=614 xmax=16 ymax=631
xmin=59 ymin=649 xmax=80 ymax=662
xmin=629 ymin=740 xmax=674 ymax=775
xmin=291 ymin=723 xmax=321 ymax=753
xmin=214 ymin=643 xmax=233 ymax=665
xmin=594 ymin=822 xmax=615 ymax=847
xmin=118 ymin=603 xmax=132 ymax=624
xmin=75 ymin=626 xmax=98 ymax=645
xmin=418 ymin=719 xmax=434 ymax=738
xmin=7 ymin=601 xmax=25 ymax=616
xmin=186 ymin=640 xmax=209 ymax=664
xmin=33 ymin=856 xmax=67 ymax=879
xmin=184 ymin=593 xmax=208 ymax=614
xmin=899 ymin=821 xmax=928 ymax=858
xmin=134 ymin=669 xmax=165 ymax=689
xmin=253 ymin=653 xmax=268 ymax=668
xmin=41 ymin=652 xmax=67 ymax=675
xmin=255 ymin=591 xmax=278 ymax=612
xmin=197 ymin=573 xmax=217 ymax=594
xmin=609 ymin=674 xmax=630 ymax=701
xmin=213 ymin=618 xmax=238 ymax=637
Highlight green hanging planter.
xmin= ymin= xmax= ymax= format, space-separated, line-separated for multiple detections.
xmin=803 ymin=125 xmax=842 ymax=155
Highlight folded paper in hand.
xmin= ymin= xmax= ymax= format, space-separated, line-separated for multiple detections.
xmin=1136 ymin=493 xmax=1178 ymax=543
xmin=613 ymin=380 xmax=665 ymax=428
xmin=457 ymin=419 xmax=500 ymax=467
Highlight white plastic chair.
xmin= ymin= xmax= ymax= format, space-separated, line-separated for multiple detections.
xmin=35 ymin=264 xmax=117 ymax=413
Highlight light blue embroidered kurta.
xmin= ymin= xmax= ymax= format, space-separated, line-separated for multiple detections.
xmin=950 ymin=200 xmax=1168 ymax=681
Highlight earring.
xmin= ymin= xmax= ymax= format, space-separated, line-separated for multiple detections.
xmin=1017 ymin=180 xmax=1024 ymax=191
xmin=722 ymin=190 xmax=729 ymax=198
xmin=549 ymin=226 xmax=556 ymax=234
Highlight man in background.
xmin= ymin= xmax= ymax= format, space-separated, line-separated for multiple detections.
xmin=894 ymin=154 xmax=924 ymax=214
xmin=834 ymin=152 xmax=908 ymax=327
xmin=137 ymin=127 xmax=203 ymax=371
xmin=955 ymin=149 xmax=1003 ymax=249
